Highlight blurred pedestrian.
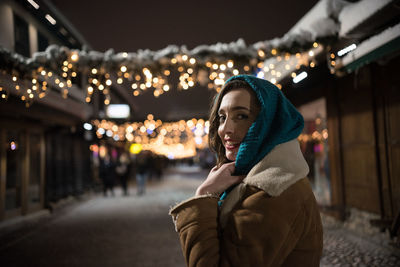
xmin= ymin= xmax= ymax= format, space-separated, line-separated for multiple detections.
xmin=135 ymin=150 xmax=149 ymax=195
xmin=116 ymin=152 xmax=130 ymax=196
xmin=99 ymin=153 xmax=116 ymax=197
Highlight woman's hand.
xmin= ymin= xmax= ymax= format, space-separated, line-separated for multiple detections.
xmin=195 ymin=162 xmax=245 ymax=196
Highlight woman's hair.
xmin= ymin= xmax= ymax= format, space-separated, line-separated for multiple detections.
xmin=208 ymin=79 xmax=260 ymax=167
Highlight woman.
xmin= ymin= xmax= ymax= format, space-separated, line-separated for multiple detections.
xmin=169 ymin=75 xmax=323 ymax=267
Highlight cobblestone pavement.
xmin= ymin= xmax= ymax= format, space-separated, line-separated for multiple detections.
xmin=321 ymin=214 xmax=400 ymax=267
xmin=1 ymin=165 xmax=399 ymax=266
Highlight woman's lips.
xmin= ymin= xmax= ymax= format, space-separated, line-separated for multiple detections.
xmin=225 ymin=141 xmax=240 ymax=150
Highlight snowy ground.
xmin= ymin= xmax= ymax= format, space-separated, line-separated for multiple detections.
xmin=0 ymin=165 xmax=399 ymax=266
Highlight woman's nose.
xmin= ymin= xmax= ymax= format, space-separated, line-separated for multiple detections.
xmin=222 ymin=118 xmax=234 ymax=134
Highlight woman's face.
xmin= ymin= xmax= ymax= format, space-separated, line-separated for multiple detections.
xmin=217 ymin=88 xmax=259 ymax=161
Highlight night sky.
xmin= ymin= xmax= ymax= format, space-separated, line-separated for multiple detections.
xmin=50 ymin=0 xmax=319 ymax=53
xmin=48 ymin=0 xmax=320 ymax=121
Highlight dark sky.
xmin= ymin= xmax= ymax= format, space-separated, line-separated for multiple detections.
xmin=50 ymin=0 xmax=319 ymax=53
xmin=48 ymin=0 xmax=319 ymax=121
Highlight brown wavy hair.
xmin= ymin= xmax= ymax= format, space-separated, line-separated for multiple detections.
xmin=208 ymin=79 xmax=260 ymax=167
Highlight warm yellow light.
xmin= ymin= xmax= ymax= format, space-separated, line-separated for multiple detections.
xmin=258 ymin=50 xmax=265 ymax=57
xmin=12 ymin=76 xmax=17 ymax=82
xmin=122 ymin=52 xmax=128 ymax=58
xmin=48 ymin=72 xmax=53 ymax=77
xmin=187 ymin=68 xmax=193 ymax=74
xmin=271 ymin=49 xmax=277 ymax=55
xmin=120 ymin=66 xmax=127 ymax=72
xmin=218 ymin=73 xmax=225 ymax=79
xmin=219 ymin=64 xmax=226 ymax=71
xmin=130 ymin=143 xmax=142 ymax=154
xmin=104 ymin=99 xmax=110 ymax=105
xmin=227 ymin=61 xmax=234 ymax=68
xmin=163 ymin=85 xmax=170 ymax=91
xmin=182 ymin=55 xmax=188 ymax=61
xmin=140 ymin=83 xmax=146 ymax=90
xmin=212 ymin=64 xmax=218 ymax=70
xmin=133 ymin=90 xmax=139 ymax=96
xmin=313 ymin=42 xmax=318 ymax=48
xmin=92 ymin=78 xmax=98 ymax=84
xmin=132 ymin=83 xmax=138 ymax=89
xmin=59 ymin=82 xmax=64 ymax=88
xmin=206 ymin=62 xmax=212 ymax=68
xmin=189 ymin=58 xmax=196 ymax=64
xmin=164 ymin=70 xmax=170 ymax=76
xmin=171 ymin=58 xmax=177 ymax=64
xmin=285 ymin=64 xmax=290 ymax=70
xmin=124 ymin=73 xmax=129 ymax=78
xmin=310 ymin=62 xmax=315 ymax=68
xmin=41 ymin=70 xmax=46 ymax=75
xmin=63 ymin=61 xmax=68 ymax=66
xmin=71 ymin=72 xmax=77 ymax=77
xmin=188 ymin=81 xmax=194 ymax=87
xmin=62 ymin=72 xmax=68 ymax=78
xmin=331 ymin=61 xmax=336 ymax=66
xmin=91 ymin=68 xmax=97 ymax=74
xmin=178 ymin=66 xmax=184 ymax=72
xmin=106 ymin=79 xmax=112 ymax=86
xmin=87 ymin=86 xmax=93 ymax=93
xmin=276 ymin=84 xmax=282 ymax=89
xmin=270 ymin=78 xmax=276 ymax=84
xmin=330 ymin=53 xmax=335 ymax=59
xmin=154 ymin=90 xmax=160 ymax=97
xmin=291 ymin=72 xmax=296 ymax=78
xmin=71 ymin=53 xmax=79 ymax=61
xmin=117 ymin=78 xmax=123 ymax=84
xmin=308 ymin=51 xmax=314 ymax=57
xmin=98 ymin=84 xmax=104 ymax=90
xmin=243 ymin=65 xmax=250 ymax=72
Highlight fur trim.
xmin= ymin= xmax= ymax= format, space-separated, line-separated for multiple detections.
xmin=219 ymin=139 xmax=309 ymax=228
xmin=243 ymin=139 xmax=309 ymax=196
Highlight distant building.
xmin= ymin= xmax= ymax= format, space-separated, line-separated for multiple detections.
xmin=0 ymin=0 xmax=93 ymax=222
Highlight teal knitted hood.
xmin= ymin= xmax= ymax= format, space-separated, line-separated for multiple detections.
xmin=224 ymin=75 xmax=304 ymax=175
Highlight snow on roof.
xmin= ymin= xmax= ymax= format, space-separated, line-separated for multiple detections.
xmin=341 ymin=22 xmax=400 ymax=67
xmin=339 ymin=0 xmax=394 ymax=37
xmin=288 ymin=0 xmax=349 ymax=39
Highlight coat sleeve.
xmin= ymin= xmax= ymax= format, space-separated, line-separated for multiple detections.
xmin=169 ymin=196 xmax=221 ymax=267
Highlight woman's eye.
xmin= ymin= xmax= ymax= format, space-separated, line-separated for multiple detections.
xmin=237 ymin=114 xmax=249 ymax=120
xmin=218 ymin=115 xmax=226 ymax=123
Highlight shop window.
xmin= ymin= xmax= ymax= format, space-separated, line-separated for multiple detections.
xmin=5 ymin=131 xmax=22 ymax=211
xmin=298 ymin=98 xmax=331 ymax=206
xmin=13 ymin=12 xmax=30 ymax=57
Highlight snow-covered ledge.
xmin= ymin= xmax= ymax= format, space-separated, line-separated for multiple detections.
xmin=339 ymin=23 xmax=400 ymax=72
xmin=339 ymin=0 xmax=394 ymax=38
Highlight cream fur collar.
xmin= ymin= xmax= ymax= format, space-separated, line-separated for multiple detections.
xmin=242 ymin=138 xmax=309 ymax=197
xmin=219 ymin=139 xmax=309 ymax=227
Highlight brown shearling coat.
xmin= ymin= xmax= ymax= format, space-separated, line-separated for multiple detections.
xmin=170 ymin=140 xmax=323 ymax=267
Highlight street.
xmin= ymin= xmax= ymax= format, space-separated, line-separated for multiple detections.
xmin=0 ymin=165 xmax=399 ymax=267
